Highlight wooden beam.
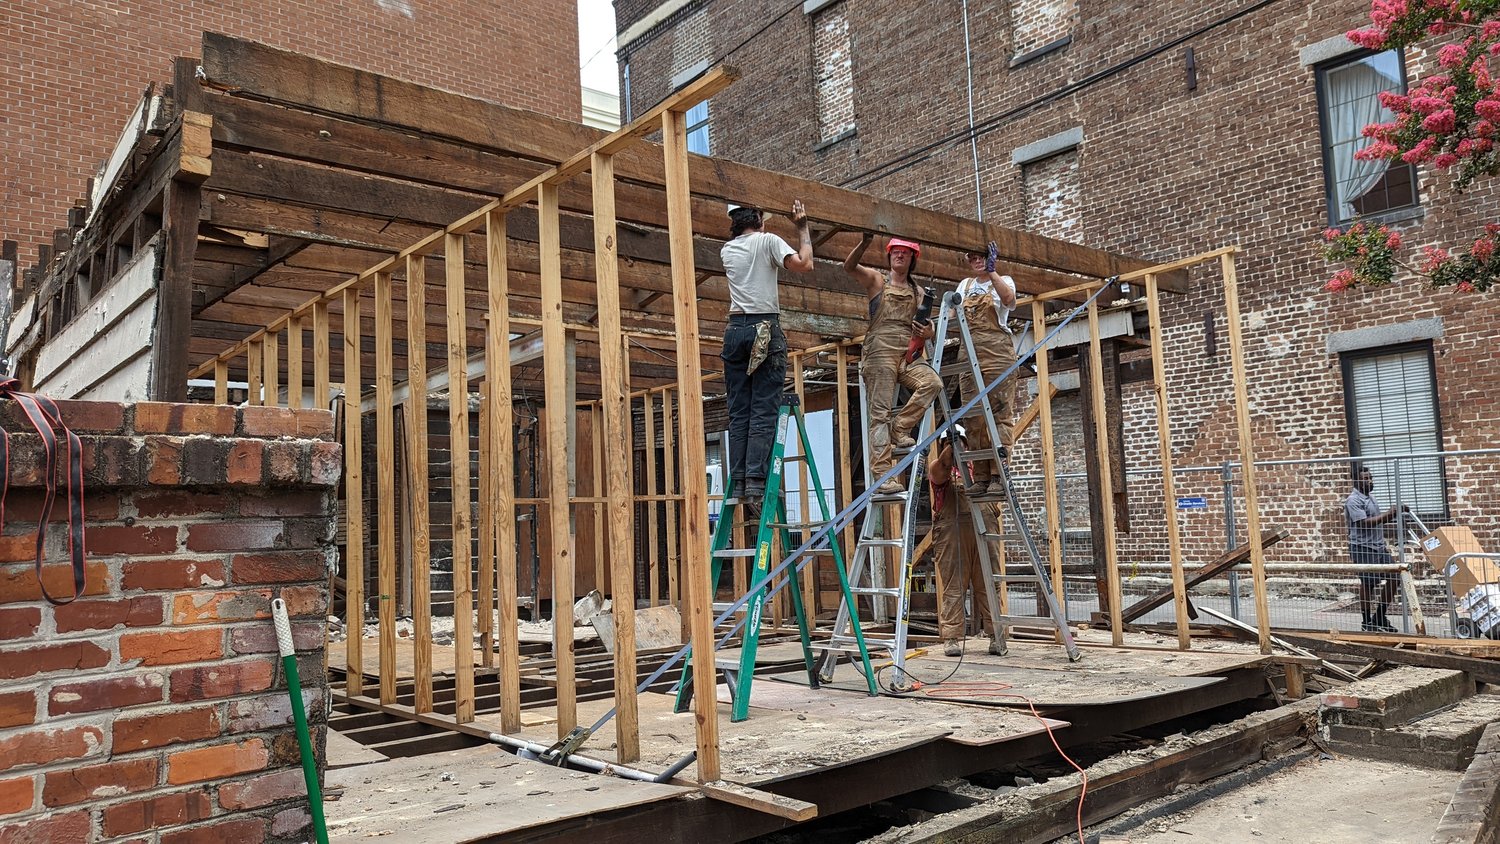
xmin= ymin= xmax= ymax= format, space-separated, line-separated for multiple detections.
xmin=645 ymin=393 xmax=660 ymax=609
xmin=1145 ymin=273 xmax=1190 ymax=651
xmin=478 ymin=383 xmax=495 ymax=669
xmin=374 ymin=270 xmax=397 ymax=704
xmin=312 ymin=301 xmax=330 ymax=408
xmin=486 ymin=211 xmax=522 ymax=734
xmin=153 ymin=178 xmax=201 ymax=401
xmin=538 ymin=184 xmax=577 ymax=736
xmin=663 ymin=388 xmax=680 ymax=616
xmin=700 ymin=781 xmax=817 ymax=822
xmin=263 ymin=326 xmax=279 ymax=407
xmin=792 ymin=354 xmax=815 ymax=617
xmin=343 ymin=287 xmax=364 ymax=698
xmin=287 ymin=314 xmax=304 ymax=407
xmin=247 ymin=338 xmax=263 ymax=406
xmin=405 ymin=255 xmax=434 ymax=714
xmin=1033 ymin=302 xmax=1065 ymax=612
xmin=1119 ymin=528 xmax=1289 ymax=624
xmin=446 ymin=232 xmax=477 ymax=721
xmin=593 ymin=152 xmax=640 ymax=763
xmin=1279 ymin=634 xmax=1500 ymax=686
xmin=835 ymin=344 xmax=855 ymax=568
xmin=1220 ymin=251 xmax=1270 ymax=654
xmin=663 ymin=107 xmax=720 ymax=783
xmin=1087 ymin=299 xmax=1123 ymax=646
xmin=213 ymin=359 xmax=228 ymax=405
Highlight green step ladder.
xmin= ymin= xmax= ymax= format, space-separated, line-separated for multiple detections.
xmin=673 ymin=393 xmax=877 ymax=722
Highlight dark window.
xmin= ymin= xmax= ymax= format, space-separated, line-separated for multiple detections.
xmin=686 ymin=101 xmax=710 ymax=155
xmin=1341 ymin=342 xmax=1446 ymax=519
xmin=1316 ymin=49 xmax=1420 ymax=224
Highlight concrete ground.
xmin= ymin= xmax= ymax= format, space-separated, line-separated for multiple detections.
xmin=1118 ymin=756 xmax=1458 ymax=844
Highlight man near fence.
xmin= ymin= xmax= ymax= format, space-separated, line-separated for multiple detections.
xmin=1346 ymin=465 xmax=1406 ymax=633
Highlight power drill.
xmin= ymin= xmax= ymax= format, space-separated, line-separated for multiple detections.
xmin=905 ymin=285 xmax=936 ymax=364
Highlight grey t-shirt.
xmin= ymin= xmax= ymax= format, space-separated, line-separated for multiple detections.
xmin=721 ymin=231 xmax=796 ymax=315
xmin=1345 ymin=488 xmax=1385 ymax=549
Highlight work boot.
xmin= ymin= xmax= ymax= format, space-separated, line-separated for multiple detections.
xmin=985 ymin=479 xmax=1008 ymax=499
xmin=1374 ymin=612 xmax=1398 ymax=633
xmin=965 ymin=478 xmax=990 ymax=497
xmin=943 ymin=639 xmax=962 ymax=657
xmin=894 ymin=434 xmax=916 ymax=449
xmin=875 ymin=477 xmax=905 ymax=495
xmin=986 ymin=636 xmax=1006 ymax=656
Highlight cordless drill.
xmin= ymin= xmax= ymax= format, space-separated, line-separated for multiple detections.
xmin=905 ymin=284 xmax=936 ymax=363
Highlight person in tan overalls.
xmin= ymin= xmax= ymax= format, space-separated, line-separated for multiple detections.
xmin=928 ymin=425 xmax=1005 ymax=656
xmin=843 ymin=234 xmax=941 ymax=495
xmin=953 ymin=242 xmax=1018 ymax=499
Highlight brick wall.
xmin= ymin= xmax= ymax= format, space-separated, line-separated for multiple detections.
xmin=1 ymin=0 xmax=582 ymax=262
xmin=0 ymin=400 xmax=338 ymax=843
xmin=620 ymin=0 xmax=1500 ymax=580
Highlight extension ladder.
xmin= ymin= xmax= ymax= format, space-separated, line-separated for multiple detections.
xmin=815 ymin=355 xmax=937 ymax=690
xmin=674 ymin=394 xmax=877 ymax=721
xmin=931 ymin=291 xmax=1080 ymax=661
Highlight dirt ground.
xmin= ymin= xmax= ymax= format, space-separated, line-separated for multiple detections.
xmin=1112 ymin=756 xmax=1458 ymax=844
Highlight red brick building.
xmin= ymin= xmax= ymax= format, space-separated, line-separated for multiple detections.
xmin=616 ymin=1 xmax=1500 ymax=584
xmin=1 ymin=0 xmax=582 ymax=260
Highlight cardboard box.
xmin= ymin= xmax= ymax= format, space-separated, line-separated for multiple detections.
xmin=1427 ymin=526 xmax=1491 ymax=597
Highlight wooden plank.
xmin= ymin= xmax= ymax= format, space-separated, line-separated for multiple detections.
xmin=663 ymin=107 xmax=720 ymax=783
xmin=663 ymin=388 xmax=680 ymax=614
xmin=446 ymin=232 xmax=477 ymax=722
xmin=150 ymin=179 xmax=200 ymax=401
xmin=478 ymin=383 xmax=496 ymax=669
xmin=538 ymin=184 xmax=577 ymax=736
xmin=1032 ymin=301 xmax=1064 ymax=609
xmin=1087 ymin=299 xmax=1123 ymax=646
xmin=835 ymin=344 xmax=854 ymax=571
xmin=247 ymin=338 xmax=263 ymax=406
xmin=213 ymin=359 xmax=228 ymax=405
xmin=263 ymin=325 xmax=279 ymax=407
xmin=343 ymin=287 xmax=365 ymax=698
xmin=486 ymin=210 xmax=522 ymax=734
xmin=700 ymin=781 xmax=817 ymax=822
xmin=1145 ymin=274 xmax=1190 ymax=651
xmin=645 ymin=391 xmax=660 ymax=609
xmin=792 ymin=355 xmax=816 ymax=617
xmin=592 ymin=403 xmax=606 ymax=594
xmin=593 ymin=152 xmax=640 ymax=763
xmin=405 ymin=254 xmax=434 ymax=714
xmin=1278 ymin=633 xmax=1500 ymax=686
xmin=313 ymin=300 xmax=330 ymax=408
xmin=1119 ymin=528 xmax=1289 ymax=624
xmin=287 ymin=314 xmax=304 ymax=408
xmin=375 ymin=269 xmax=398 ymax=705
xmin=1220 ymin=251 xmax=1271 ymax=654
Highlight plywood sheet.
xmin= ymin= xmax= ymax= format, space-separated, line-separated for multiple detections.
xmin=325 ymin=745 xmax=692 ymax=843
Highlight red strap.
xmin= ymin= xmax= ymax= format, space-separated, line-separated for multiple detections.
xmin=0 ymin=379 xmax=89 ymax=605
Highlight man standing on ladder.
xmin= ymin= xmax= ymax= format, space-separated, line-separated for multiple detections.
xmin=955 ymin=243 xmax=1017 ymax=498
xmin=719 ymin=201 xmax=815 ymax=511
xmin=843 ymin=234 xmax=941 ymax=494
xmin=928 ymin=424 xmax=1005 ymax=656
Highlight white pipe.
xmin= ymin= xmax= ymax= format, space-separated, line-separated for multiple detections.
xmin=960 ymin=0 xmax=985 ymax=221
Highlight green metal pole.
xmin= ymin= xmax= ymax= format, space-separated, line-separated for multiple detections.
xmin=272 ymin=598 xmax=329 ymax=844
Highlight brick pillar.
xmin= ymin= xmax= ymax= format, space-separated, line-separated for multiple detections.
xmin=0 ymin=400 xmax=339 ymax=843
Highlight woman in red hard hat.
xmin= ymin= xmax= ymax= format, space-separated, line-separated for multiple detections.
xmin=842 ymin=234 xmax=941 ymax=494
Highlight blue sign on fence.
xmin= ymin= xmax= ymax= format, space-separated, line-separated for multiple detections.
xmin=1176 ymin=496 xmax=1208 ymax=510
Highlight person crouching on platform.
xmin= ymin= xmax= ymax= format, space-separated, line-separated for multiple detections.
xmin=719 ymin=201 xmax=814 ymax=506
xmin=954 ymin=242 xmax=1018 ymax=498
xmin=928 ymin=424 xmax=1004 ymax=657
xmin=843 ymin=234 xmax=941 ymax=495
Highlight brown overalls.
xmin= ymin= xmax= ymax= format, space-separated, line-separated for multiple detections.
xmin=862 ymin=277 xmax=941 ymax=477
xmin=956 ymin=277 xmax=1017 ymax=483
xmin=930 ymin=460 xmax=1000 ymax=639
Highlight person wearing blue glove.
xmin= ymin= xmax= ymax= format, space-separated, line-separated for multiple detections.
xmin=953 ymin=242 xmax=1017 ymax=498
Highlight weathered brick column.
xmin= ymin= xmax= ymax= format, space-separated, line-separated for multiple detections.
xmin=0 ymin=400 xmax=338 ymax=843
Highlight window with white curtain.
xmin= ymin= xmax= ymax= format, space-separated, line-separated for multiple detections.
xmin=1342 ymin=343 xmax=1446 ymax=518
xmin=1316 ymin=50 xmax=1419 ymax=223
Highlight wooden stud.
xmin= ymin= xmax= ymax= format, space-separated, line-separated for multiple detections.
xmin=538 ymin=184 xmax=577 ymax=736
xmin=375 ymin=271 xmax=398 ymax=705
xmin=1145 ymin=274 xmax=1191 ymax=651
xmin=645 ymin=392 xmax=660 ymax=608
xmin=313 ymin=301 xmax=331 ymax=409
xmin=1087 ymin=298 xmax=1124 ymax=646
xmin=263 ymin=328 xmax=279 ymax=407
xmin=405 ymin=254 xmax=434 ymax=713
xmin=213 ymin=359 xmax=228 ymax=405
xmin=662 ymin=388 xmax=679 ymax=617
xmin=288 ymin=314 xmax=304 ymax=408
xmin=592 ymin=403 xmax=606 ymax=594
xmin=792 ymin=354 xmax=816 ymax=617
xmin=1284 ymin=662 xmax=1306 ymax=700
xmin=478 ymin=383 xmax=496 ymax=668
xmin=446 ymin=232 xmax=478 ymax=721
xmin=343 ymin=288 xmax=365 ymax=697
xmin=1220 ymin=251 xmax=1272 ymax=654
xmin=1032 ymin=302 xmax=1065 ymax=614
xmin=592 ymin=152 xmax=640 ymax=762
xmin=663 ymin=107 xmax=719 ymax=782
xmin=835 ymin=344 xmax=854 ymax=568
xmin=487 ymin=210 xmax=522 ymax=734
xmin=247 ymin=339 xmax=263 ymax=407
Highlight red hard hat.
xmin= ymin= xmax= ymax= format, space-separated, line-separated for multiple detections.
xmin=885 ymin=237 xmax=922 ymax=257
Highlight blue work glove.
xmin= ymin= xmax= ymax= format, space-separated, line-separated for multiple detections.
xmin=985 ymin=241 xmax=998 ymax=274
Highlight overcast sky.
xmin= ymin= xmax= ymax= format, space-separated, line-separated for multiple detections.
xmin=578 ymin=0 xmax=619 ymax=95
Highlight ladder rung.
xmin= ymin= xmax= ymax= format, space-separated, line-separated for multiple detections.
xmin=957 ymin=450 xmax=1003 ymax=462
xmin=850 ymin=586 xmax=900 ymax=597
xmin=859 ymin=538 xmax=904 ymax=548
xmin=993 ymin=574 xmax=1043 ymax=583
xmin=771 ymin=521 xmax=828 ymax=531
xmin=995 ymin=614 xmax=1057 ymax=626
xmin=819 ymin=642 xmax=890 ymax=653
xmin=713 ymin=549 xmax=758 ymax=558
xmin=869 ymin=491 xmax=910 ymax=502
xmin=782 ymin=454 xmax=808 ymax=463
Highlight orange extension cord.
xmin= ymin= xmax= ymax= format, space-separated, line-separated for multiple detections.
xmin=915 ymin=681 xmax=1089 ymax=844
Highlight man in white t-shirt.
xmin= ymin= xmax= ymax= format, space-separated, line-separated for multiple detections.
xmin=953 ymin=243 xmax=1018 ymax=498
xmin=719 ymin=201 xmax=814 ymax=505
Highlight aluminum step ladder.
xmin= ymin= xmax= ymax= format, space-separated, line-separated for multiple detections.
xmin=931 ymin=291 xmax=1080 ymax=661
xmin=674 ymin=394 xmax=876 ymax=721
